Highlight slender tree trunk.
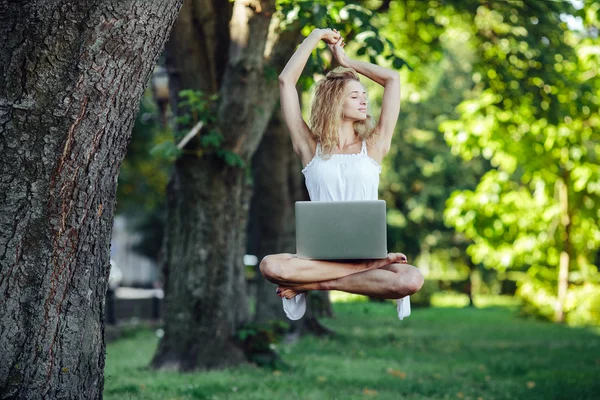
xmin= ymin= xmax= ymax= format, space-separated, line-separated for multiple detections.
xmin=0 ymin=1 xmax=182 ymax=398
xmin=151 ymin=0 xmax=303 ymax=370
xmin=467 ymin=258 xmax=475 ymax=307
xmin=555 ymin=173 xmax=572 ymax=323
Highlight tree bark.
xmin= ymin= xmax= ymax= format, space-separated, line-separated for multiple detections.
xmin=151 ymin=0 xmax=304 ymax=371
xmin=151 ymin=154 xmax=251 ymax=370
xmin=164 ymin=0 xmax=233 ymax=105
xmin=0 ymin=1 xmax=182 ymax=398
xmin=248 ymin=110 xmax=294 ymax=323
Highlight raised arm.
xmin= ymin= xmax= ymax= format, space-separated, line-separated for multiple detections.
xmin=329 ymin=38 xmax=401 ymax=157
xmin=279 ymin=28 xmax=340 ymax=166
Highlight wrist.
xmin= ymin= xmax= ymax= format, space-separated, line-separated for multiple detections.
xmin=340 ymin=56 xmax=352 ymax=68
xmin=310 ymin=28 xmax=324 ymax=39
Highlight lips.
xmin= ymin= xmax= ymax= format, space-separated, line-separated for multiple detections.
xmin=359 ymin=109 xmax=367 ymax=112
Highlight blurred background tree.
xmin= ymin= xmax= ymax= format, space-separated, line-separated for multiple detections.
xmin=116 ymin=95 xmax=172 ymax=262
xmin=441 ymin=0 xmax=600 ymax=324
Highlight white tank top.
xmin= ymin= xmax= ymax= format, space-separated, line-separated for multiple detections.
xmin=301 ymin=140 xmax=382 ymax=202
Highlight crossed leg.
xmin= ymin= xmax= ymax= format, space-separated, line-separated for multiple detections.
xmin=259 ymin=253 xmax=424 ymax=300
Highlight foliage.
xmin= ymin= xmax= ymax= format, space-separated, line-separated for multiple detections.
xmin=176 ymin=89 xmax=218 ymax=128
xmin=117 ymin=94 xmax=171 ymax=216
xmin=409 ymin=279 xmax=437 ymax=308
xmin=104 ymin=303 xmax=600 ymax=400
xmin=441 ymin=0 xmax=600 ymax=323
xmin=236 ymin=320 xmax=290 ymax=369
xmin=151 ymin=89 xmax=246 ymax=167
xmin=369 ymin=0 xmax=492 ymax=287
xmin=276 ymin=0 xmax=409 ymax=91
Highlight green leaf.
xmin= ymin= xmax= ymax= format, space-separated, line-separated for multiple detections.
xmin=200 ymin=130 xmax=224 ymax=149
xmin=218 ymin=150 xmax=246 ymax=168
xmin=150 ymin=141 xmax=181 ymax=160
xmin=392 ymin=57 xmax=406 ymax=70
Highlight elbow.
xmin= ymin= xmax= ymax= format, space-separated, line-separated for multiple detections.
xmin=278 ymin=74 xmax=292 ymax=86
xmin=381 ymin=144 xmax=391 ymax=157
xmin=385 ymin=72 xmax=400 ymax=85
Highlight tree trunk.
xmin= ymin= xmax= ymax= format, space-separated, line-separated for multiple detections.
xmin=151 ymin=0 xmax=303 ymax=370
xmin=248 ymin=110 xmax=294 ymax=323
xmin=555 ymin=173 xmax=572 ymax=323
xmin=467 ymin=258 xmax=475 ymax=307
xmin=0 ymin=1 xmax=182 ymax=398
xmin=151 ymin=155 xmax=251 ymax=370
xmin=249 ymin=106 xmax=334 ymax=332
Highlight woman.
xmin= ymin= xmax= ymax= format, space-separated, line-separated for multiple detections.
xmin=260 ymin=28 xmax=424 ymax=320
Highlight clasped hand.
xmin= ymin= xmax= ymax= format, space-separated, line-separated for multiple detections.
xmin=317 ymin=28 xmax=348 ymax=67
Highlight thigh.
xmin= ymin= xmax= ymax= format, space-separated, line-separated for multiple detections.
xmin=263 ymin=253 xmax=296 ymax=262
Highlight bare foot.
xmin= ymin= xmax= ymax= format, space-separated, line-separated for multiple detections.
xmin=276 ymin=286 xmax=306 ymax=299
xmin=387 ymin=252 xmax=408 ymax=264
xmin=365 ymin=252 xmax=408 ymax=271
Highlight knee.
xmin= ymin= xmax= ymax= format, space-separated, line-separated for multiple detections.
xmin=259 ymin=255 xmax=283 ymax=283
xmin=391 ymin=265 xmax=424 ymax=297
xmin=407 ymin=267 xmax=425 ymax=295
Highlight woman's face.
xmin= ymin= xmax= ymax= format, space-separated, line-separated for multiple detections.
xmin=341 ymin=80 xmax=368 ymax=121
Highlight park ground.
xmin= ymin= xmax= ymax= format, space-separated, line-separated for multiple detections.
xmin=104 ymin=295 xmax=600 ymax=400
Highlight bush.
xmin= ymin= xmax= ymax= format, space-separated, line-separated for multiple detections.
xmin=565 ymin=283 xmax=600 ymax=326
xmin=411 ymin=279 xmax=438 ymax=307
xmin=236 ymin=320 xmax=290 ymax=369
xmin=518 ymin=280 xmax=600 ymax=326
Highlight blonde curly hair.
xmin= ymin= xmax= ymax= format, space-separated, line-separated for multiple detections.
xmin=309 ymin=67 xmax=377 ymax=156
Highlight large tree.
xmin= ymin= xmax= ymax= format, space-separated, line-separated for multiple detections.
xmin=0 ymin=0 xmax=182 ymax=398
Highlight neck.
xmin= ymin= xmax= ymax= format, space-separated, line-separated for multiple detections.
xmin=337 ymin=119 xmax=358 ymax=149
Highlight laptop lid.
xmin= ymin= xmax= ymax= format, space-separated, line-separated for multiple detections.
xmin=295 ymin=200 xmax=388 ymax=260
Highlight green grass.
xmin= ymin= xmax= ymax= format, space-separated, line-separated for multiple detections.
xmin=104 ymin=302 xmax=600 ymax=400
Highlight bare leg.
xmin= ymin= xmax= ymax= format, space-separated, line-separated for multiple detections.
xmin=260 ymin=252 xmax=407 ymax=285
xmin=277 ymin=263 xmax=424 ymax=300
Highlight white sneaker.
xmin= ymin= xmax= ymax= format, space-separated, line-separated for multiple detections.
xmin=396 ymin=296 xmax=411 ymax=320
xmin=282 ymin=293 xmax=306 ymax=320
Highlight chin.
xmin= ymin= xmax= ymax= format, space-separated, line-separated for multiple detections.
xmin=346 ymin=113 xmax=367 ymax=122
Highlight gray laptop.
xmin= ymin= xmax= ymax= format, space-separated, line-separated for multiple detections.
xmin=295 ymin=200 xmax=387 ymax=260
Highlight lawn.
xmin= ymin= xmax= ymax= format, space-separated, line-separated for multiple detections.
xmin=104 ymin=300 xmax=600 ymax=400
